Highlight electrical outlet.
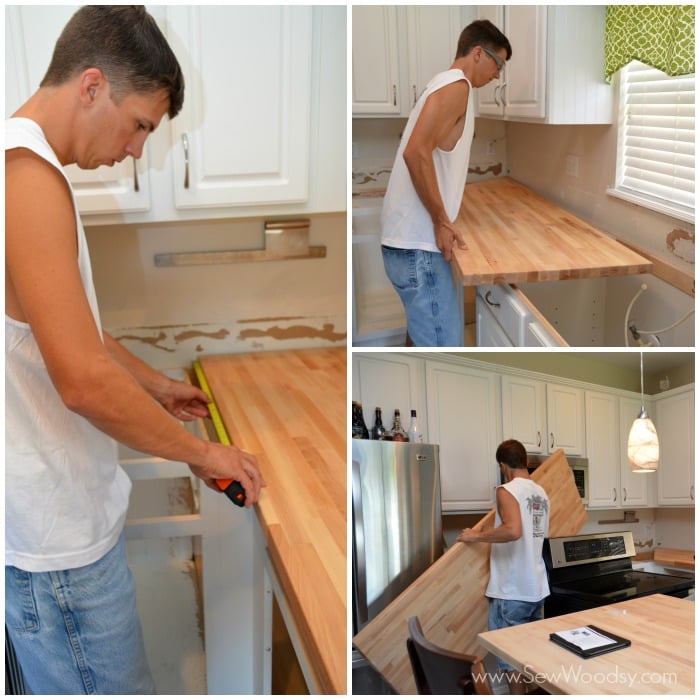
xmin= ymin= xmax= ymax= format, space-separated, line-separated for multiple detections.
xmin=566 ymin=154 xmax=579 ymax=178
xmin=660 ymin=376 xmax=671 ymax=391
xmin=486 ymin=140 xmax=496 ymax=157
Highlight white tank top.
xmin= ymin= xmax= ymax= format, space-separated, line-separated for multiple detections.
xmin=381 ymin=69 xmax=475 ymax=253
xmin=485 ymin=478 xmax=551 ymax=602
xmin=5 ymin=117 xmax=131 ymax=572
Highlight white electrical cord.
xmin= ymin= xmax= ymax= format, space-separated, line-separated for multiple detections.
xmin=624 ymin=283 xmax=695 ymax=346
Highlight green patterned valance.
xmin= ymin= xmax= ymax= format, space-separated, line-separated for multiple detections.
xmin=604 ymin=5 xmax=695 ymax=83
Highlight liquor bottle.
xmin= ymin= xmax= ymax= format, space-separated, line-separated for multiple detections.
xmin=408 ymin=409 xmax=423 ymax=443
xmin=390 ymin=409 xmax=408 ymax=442
xmin=351 ymin=401 xmax=369 ymax=439
xmin=371 ymin=407 xmax=386 ymax=440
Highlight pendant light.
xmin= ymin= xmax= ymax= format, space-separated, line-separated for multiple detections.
xmin=627 ymin=351 xmax=659 ymax=472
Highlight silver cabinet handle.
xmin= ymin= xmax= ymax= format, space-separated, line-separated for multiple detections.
xmin=691 ymin=485 xmax=695 ymax=501
xmin=181 ymin=133 xmax=190 ymax=189
xmin=623 ymin=488 xmax=627 ymax=502
xmin=485 ymin=291 xmax=500 ymax=308
xmin=494 ymin=84 xmax=501 ymax=107
xmin=537 ymin=431 xmax=541 ymax=447
xmin=412 ymin=84 xmax=417 ymax=105
xmin=550 ymin=433 xmax=554 ymax=449
xmin=392 ymin=84 xmax=397 ymax=106
xmin=500 ymin=82 xmax=507 ymax=106
xmin=132 ymin=157 xmax=140 ymax=192
xmin=613 ymin=488 xmax=617 ymax=502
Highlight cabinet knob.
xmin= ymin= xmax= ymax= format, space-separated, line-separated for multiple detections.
xmin=181 ymin=133 xmax=190 ymax=189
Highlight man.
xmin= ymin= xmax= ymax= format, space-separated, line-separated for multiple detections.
xmin=458 ymin=440 xmax=550 ymax=694
xmin=5 ymin=7 xmax=264 ymax=693
xmin=381 ymin=20 xmax=512 ymax=346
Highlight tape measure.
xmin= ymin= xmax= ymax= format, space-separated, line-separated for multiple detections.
xmin=192 ymin=360 xmax=246 ymax=507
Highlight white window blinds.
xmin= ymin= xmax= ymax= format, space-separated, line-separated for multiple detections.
xmin=611 ymin=60 xmax=695 ymax=223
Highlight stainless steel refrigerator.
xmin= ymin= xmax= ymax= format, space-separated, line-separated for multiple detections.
xmin=352 ymin=439 xmax=443 ymax=693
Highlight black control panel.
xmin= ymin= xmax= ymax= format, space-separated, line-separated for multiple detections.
xmin=563 ymin=535 xmax=628 ymax=563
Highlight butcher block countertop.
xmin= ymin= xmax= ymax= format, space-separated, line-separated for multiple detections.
xmin=199 ymin=348 xmax=346 ymax=694
xmin=453 ymin=178 xmax=653 ymax=285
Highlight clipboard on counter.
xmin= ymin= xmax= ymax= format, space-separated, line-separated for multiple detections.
xmin=549 ymin=625 xmax=631 ymax=658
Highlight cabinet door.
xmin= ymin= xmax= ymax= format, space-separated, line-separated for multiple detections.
xmin=501 ymin=376 xmax=546 ymax=454
xmin=546 ymin=384 xmax=585 ymax=455
xmin=426 ymin=362 xmax=501 ymax=511
xmin=618 ymin=397 xmax=653 ymax=507
xmin=167 ymin=6 xmax=312 ymax=208
xmin=503 ymin=5 xmax=547 ymax=119
xmin=352 ymin=354 xmax=425 ymax=437
xmin=476 ymin=297 xmax=513 ymax=347
xmin=5 ymin=5 xmax=151 ymax=215
xmin=585 ymin=391 xmax=619 ymax=508
xmin=474 ymin=5 xmax=504 ymax=117
xmin=406 ymin=7 xmax=463 ymax=110
xmin=655 ymin=389 xmax=694 ymax=506
xmin=352 ymin=6 xmax=401 ymax=115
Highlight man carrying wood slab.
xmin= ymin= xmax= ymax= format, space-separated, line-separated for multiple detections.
xmin=381 ymin=20 xmax=512 ymax=346
xmin=458 ymin=440 xmax=550 ymax=693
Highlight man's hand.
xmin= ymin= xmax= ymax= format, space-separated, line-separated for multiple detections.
xmin=190 ymin=442 xmax=265 ymax=508
xmin=155 ymin=380 xmax=211 ymax=422
xmin=435 ymin=219 xmax=468 ymax=262
xmin=457 ymin=522 xmax=483 ymax=543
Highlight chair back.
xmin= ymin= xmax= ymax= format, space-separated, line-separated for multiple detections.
xmin=406 ymin=616 xmax=492 ymax=695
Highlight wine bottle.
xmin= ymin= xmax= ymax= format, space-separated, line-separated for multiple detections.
xmin=371 ymin=407 xmax=386 ymax=440
xmin=408 ymin=409 xmax=423 ymax=443
xmin=351 ymin=401 xmax=370 ymax=439
xmin=390 ymin=409 xmax=408 ymax=442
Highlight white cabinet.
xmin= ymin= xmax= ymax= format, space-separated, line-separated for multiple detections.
xmin=618 ymin=396 xmax=653 ymax=507
xmin=475 ymin=5 xmax=547 ymax=120
xmin=167 ymin=6 xmax=311 ymax=209
xmin=7 ymin=6 xmax=344 ymax=223
xmin=352 ymin=353 xmax=426 ymax=437
xmin=546 ymin=384 xmax=585 ymax=455
xmin=353 ymin=6 xmax=463 ymax=117
xmin=425 ymin=361 xmax=501 ymax=511
xmin=585 ymin=391 xmax=620 ymax=508
xmin=655 ymin=387 xmax=694 ymax=506
xmin=501 ymin=376 xmax=546 ymax=453
xmin=475 ymin=5 xmax=612 ymax=124
xmin=501 ymin=376 xmax=584 ymax=457
xmin=5 ymin=5 xmax=152 ymax=216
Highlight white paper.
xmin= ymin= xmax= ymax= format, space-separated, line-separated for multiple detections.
xmin=555 ymin=626 xmax=616 ymax=651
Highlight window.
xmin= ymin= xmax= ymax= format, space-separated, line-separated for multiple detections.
xmin=608 ymin=60 xmax=695 ymax=223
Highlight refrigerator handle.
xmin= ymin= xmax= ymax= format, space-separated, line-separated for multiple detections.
xmin=352 ymin=460 xmax=369 ymax=628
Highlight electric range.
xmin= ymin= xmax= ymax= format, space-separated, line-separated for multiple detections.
xmin=543 ymin=531 xmax=694 ymax=617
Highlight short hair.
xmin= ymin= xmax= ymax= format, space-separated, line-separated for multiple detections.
xmin=40 ymin=6 xmax=184 ymax=119
xmin=496 ymin=439 xmax=527 ymax=470
xmin=455 ymin=19 xmax=513 ymax=61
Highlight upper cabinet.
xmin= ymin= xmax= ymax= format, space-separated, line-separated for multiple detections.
xmin=353 ymin=6 xmax=464 ymax=117
xmin=475 ymin=5 xmax=613 ymax=124
xmin=6 ymin=5 xmax=345 ymax=224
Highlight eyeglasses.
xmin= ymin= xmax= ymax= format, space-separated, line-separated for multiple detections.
xmin=482 ymin=46 xmax=505 ymax=73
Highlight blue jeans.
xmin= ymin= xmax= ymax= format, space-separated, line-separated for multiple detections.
xmin=488 ymin=597 xmax=544 ymax=671
xmin=382 ymin=245 xmax=462 ymax=347
xmin=5 ymin=533 xmax=155 ymax=694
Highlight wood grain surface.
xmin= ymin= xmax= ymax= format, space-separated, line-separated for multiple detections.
xmin=478 ymin=594 xmax=694 ymax=694
xmin=353 ymin=449 xmax=587 ymax=694
xmin=452 ymin=178 xmax=653 ymax=285
xmin=653 ymin=547 xmax=694 ymax=569
xmin=199 ymin=348 xmax=346 ymax=694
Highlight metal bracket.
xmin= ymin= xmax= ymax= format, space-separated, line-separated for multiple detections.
xmin=154 ymin=219 xmax=326 ymax=266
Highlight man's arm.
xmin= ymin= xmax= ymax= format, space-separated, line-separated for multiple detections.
xmin=402 ymin=80 xmax=469 ymax=261
xmin=457 ymin=487 xmax=523 ymax=543
xmin=6 ymin=149 xmax=263 ymax=504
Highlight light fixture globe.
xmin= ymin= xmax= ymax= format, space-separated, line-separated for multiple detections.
xmin=627 ymin=409 xmax=659 ymax=473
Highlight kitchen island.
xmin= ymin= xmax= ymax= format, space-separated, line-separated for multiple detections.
xmin=198 ymin=348 xmax=346 ymax=694
xmin=452 ymin=178 xmax=652 ymax=286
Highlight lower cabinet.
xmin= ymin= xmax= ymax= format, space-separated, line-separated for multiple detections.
xmin=425 ymin=361 xmax=501 ymax=511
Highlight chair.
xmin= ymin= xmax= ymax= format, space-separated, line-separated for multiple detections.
xmin=406 ymin=616 xmax=493 ymax=695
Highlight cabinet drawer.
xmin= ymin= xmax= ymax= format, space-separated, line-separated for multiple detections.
xmin=476 ymin=284 xmax=527 ymax=345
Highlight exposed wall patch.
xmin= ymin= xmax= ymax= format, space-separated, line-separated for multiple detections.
xmin=238 ymin=323 xmax=346 ymax=342
xmin=174 ymin=328 xmax=230 ymax=343
xmin=666 ymin=228 xmax=694 ymax=264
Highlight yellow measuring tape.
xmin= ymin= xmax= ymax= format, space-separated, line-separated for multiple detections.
xmin=193 ymin=360 xmax=231 ymax=446
xmin=192 ymin=360 xmax=246 ymax=506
